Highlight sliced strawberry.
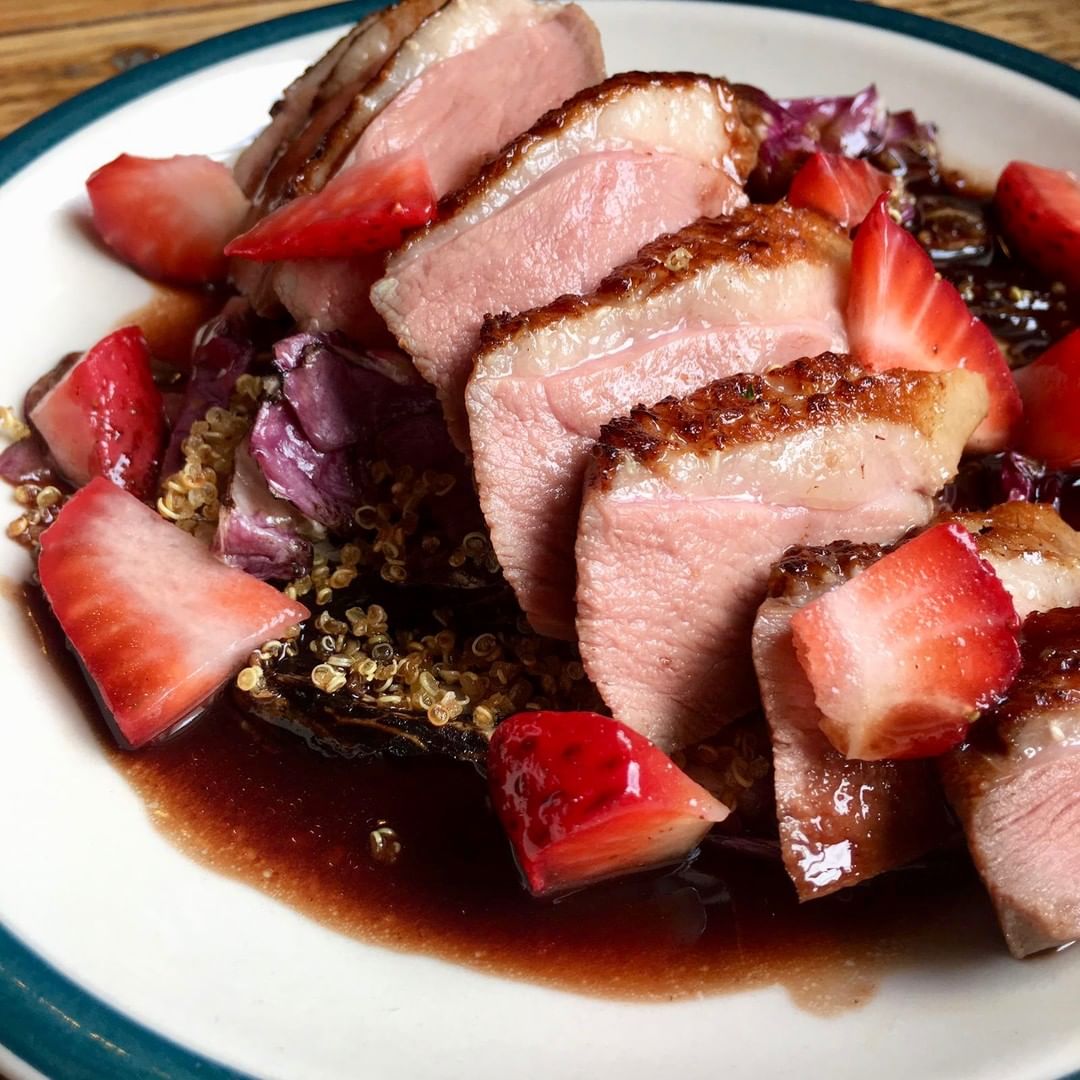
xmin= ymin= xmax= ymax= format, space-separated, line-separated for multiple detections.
xmin=87 ymin=154 xmax=249 ymax=284
xmin=788 ymin=152 xmax=894 ymax=229
xmin=847 ymin=195 xmax=1022 ymax=453
xmin=29 ymin=326 xmax=164 ymax=499
xmin=791 ymin=522 xmax=1021 ymax=761
xmin=994 ymin=161 xmax=1080 ymax=293
xmin=1014 ymin=330 xmax=1080 ymax=467
xmin=224 ymin=149 xmax=436 ymax=261
xmin=38 ymin=478 xmax=309 ymax=748
xmin=487 ymin=710 xmax=729 ymax=896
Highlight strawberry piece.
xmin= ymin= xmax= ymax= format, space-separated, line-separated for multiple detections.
xmin=788 ymin=151 xmax=894 ymax=229
xmin=87 ymin=154 xmax=249 ymax=284
xmin=487 ymin=710 xmax=729 ymax=896
xmin=847 ymin=195 xmax=1022 ymax=453
xmin=38 ymin=478 xmax=310 ymax=748
xmin=29 ymin=326 xmax=164 ymax=499
xmin=224 ymin=149 xmax=436 ymax=262
xmin=791 ymin=522 xmax=1021 ymax=761
xmin=994 ymin=161 xmax=1080 ymax=293
xmin=1014 ymin=330 xmax=1080 ymax=467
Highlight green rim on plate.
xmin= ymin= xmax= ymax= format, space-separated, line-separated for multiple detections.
xmin=0 ymin=1 xmax=1077 ymax=1076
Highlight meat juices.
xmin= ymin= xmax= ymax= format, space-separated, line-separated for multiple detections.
xmin=372 ymin=71 xmax=756 ymax=449
xmin=576 ymin=353 xmax=988 ymax=751
xmin=468 ymin=205 xmax=851 ymax=639
xmin=941 ymin=607 xmax=1080 ymax=957
xmin=233 ymin=0 xmax=605 ymax=335
xmin=753 ymin=543 xmax=951 ymax=900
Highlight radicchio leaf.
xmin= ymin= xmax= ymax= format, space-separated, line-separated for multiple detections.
xmin=248 ymin=400 xmax=360 ymax=530
xmin=734 ymin=82 xmax=938 ymax=203
xmin=160 ymin=298 xmax=258 ymax=476
xmin=212 ymin=440 xmax=312 ymax=580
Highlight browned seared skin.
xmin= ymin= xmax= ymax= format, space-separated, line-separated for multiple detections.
xmin=478 ymin=203 xmax=845 ymax=354
xmin=949 ymin=501 xmax=1080 ymax=565
xmin=404 ymin=70 xmax=755 ymax=244
xmin=765 ymin=539 xmax=887 ymax=602
xmin=283 ymin=0 xmax=452 ymax=201
xmin=591 ymin=352 xmax=967 ymax=487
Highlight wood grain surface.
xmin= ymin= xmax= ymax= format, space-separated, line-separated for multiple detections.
xmin=1 ymin=0 xmax=1077 ymax=138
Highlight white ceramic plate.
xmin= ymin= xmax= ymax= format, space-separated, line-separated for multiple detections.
xmin=1 ymin=2 xmax=1079 ymax=1077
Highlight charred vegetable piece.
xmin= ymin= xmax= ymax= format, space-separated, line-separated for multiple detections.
xmin=87 ymin=154 xmax=248 ymax=284
xmin=787 ymin=151 xmax=893 ymax=229
xmin=38 ymin=478 xmax=309 ymax=748
xmin=994 ymin=161 xmax=1080 ymax=293
xmin=848 ymin=195 xmax=1022 ymax=452
xmin=29 ymin=326 xmax=164 ymax=499
xmin=1014 ymin=330 xmax=1080 ymax=468
xmin=225 ymin=150 xmax=436 ymax=261
xmin=791 ymin=522 xmax=1021 ymax=761
xmin=488 ymin=710 xmax=729 ymax=896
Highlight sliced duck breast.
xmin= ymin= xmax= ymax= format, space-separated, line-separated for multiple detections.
xmin=232 ymin=11 xmax=386 ymax=201
xmin=754 ymin=500 xmax=1080 ymax=901
xmin=372 ymin=71 xmax=756 ymax=447
xmin=576 ymin=353 xmax=987 ymax=750
xmin=940 ymin=606 xmax=1080 ymax=957
xmin=468 ymin=204 xmax=849 ymax=639
xmin=235 ymin=0 xmax=604 ymax=328
xmin=753 ymin=542 xmax=950 ymax=900
xmin=948 ymin=501 xmax=1080 ymax=619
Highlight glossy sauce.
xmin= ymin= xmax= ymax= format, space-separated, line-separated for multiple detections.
xmin=20 ymin=585 xmax=1001 ymax=1014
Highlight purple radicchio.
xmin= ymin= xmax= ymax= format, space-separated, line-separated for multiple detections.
xmin=272 ymin=333 xmax=432 ymax=453
xmin=160 ymin=298 xmax=259 ymax=477
xmin=250 ymin=334 xmax=487 ymax=575
xmin=0 ymin=436 xmax=58 ymax=487
xmin=733 ymin=83 xmax=937 ymax=202
xmin=212 ymin=439 xmax=313 ymax=580
xmin=248 ymin=400 xmax=361 ymax=531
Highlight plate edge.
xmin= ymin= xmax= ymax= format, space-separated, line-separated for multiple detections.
xmin=0 ymin=0 xmax=1077 ymax=1077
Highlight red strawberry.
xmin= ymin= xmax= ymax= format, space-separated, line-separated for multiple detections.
xmin=38 ymin=478 xmax=310 ymax=748
xmin=224 ymin=149 xmax=436 ymax=261
xmin=791 ymin=522 xmax=1021 ymax=761
xmin=87 ymin=154 xmax=249 ymax=284
xmin=1014 ymin=329 xmax=1080 ymax=467
xmin=788 ymin=152 xmax=894 ymax=229
xmin=994 ymin=161 xmax=1080 ymax=292
xmin=487 ymin=710 xmax=729 ymax=896
xmin=29 ymin=326 xmax=164 ymax=499
xmin=847 ymin=195 xmax=1022 ymax=453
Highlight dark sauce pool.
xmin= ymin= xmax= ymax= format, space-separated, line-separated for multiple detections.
xmin=17 ymin=583 xmax=1003 ymax=1014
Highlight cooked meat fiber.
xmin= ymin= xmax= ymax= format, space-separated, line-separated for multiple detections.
xmin=576 ymin=353 xmax=988 ymax=751
xmin=753 ymin=543 xmax=950 ymax=900
xmin=941 ymin=607 xmax=1080 ymax=957
xmin=236 ymin=0 xmax=604 ymax=331
xmin=372 ymin=71 xmax=755 ymax=448
xmin=468 ymin=204 xmax=850 ymax=639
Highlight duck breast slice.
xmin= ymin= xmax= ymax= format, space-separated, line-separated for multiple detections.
xmin=468 ymin=204 xmax=849 ymax=638
xmin=941 ymin=606 xmax=1080 ymax=957
xmin=752 ymin=542 xmax=951 ymax=900
xmin=576 ymin=352 xmax=987 ymax=750
xmin=372 ymin=70 xmax=756 ymax=447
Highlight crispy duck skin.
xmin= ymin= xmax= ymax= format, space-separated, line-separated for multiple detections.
xmin=576 ymin=352 xmax=987 ymax=750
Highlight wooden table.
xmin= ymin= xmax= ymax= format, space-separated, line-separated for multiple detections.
xmin=1 ymin=0 xmax=1077 ymax=138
